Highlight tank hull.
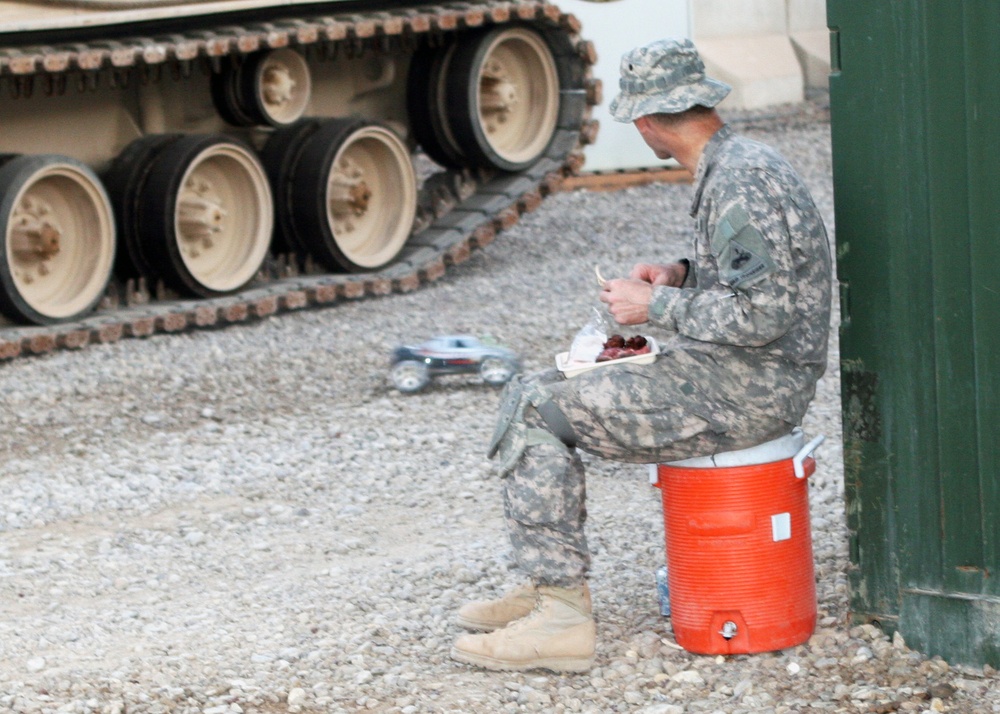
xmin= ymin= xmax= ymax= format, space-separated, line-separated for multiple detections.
xmin=0 ymin=1 xmax=598 ymax=346
xmin=0 ymin=0 xmax=431 ymax=34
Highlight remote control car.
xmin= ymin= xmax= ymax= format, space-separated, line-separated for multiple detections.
xmin=390 ymin=335 xmax=520 ymax=393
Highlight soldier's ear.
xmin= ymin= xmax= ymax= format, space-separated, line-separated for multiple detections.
xmin=634 ymin=115 xmax=659 ymax=142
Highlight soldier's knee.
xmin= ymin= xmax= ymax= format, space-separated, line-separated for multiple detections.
xmin=487 ymin=379 xmax=574 ymax=477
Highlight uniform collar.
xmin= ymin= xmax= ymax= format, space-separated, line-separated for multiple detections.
xmin=689 ymin=123 xmax=733 ymax=216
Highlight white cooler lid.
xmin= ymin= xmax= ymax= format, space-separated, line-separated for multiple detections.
xmin=667 ymin=428 xmax=805 ymax=468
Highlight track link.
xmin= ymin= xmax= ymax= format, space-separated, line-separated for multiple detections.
xmin=0 ymin=1 xmax=600 ymax=361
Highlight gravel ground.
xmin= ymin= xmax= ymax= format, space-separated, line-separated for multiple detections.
xmin=3 ymin=98 xmax=1000 ymax=714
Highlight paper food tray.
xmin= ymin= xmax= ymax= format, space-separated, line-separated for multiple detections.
xmin=556 ymin=337 xmax=658 ymax=378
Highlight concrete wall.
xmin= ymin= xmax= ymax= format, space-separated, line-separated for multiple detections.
xmin=691 ymin=0 xmax=829 ymax=110
xmin=692 ymin=0 xmax=790 ymax=38
xmin=559 ymin=0 xmax=691 ymax=171
xmin=565 ymin=0 xmax=829 ymax=169
xmin=787 ymin=0 xmax=832 ymax=90
xmin=788 ymin=0 xmax=827 ymax=30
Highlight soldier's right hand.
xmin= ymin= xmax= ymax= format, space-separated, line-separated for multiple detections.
xmin=630 ymin=262 xmax=687 ymax=287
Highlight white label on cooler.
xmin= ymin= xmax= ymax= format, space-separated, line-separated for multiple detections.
xmin=771 ymin=512 xmax=792 ymax=542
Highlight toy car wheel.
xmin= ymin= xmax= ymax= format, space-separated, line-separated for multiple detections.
xmin=392 ymin=361 xmax=430 ymax=393
xmin=480 ymin=357 xmax=516 ymax=386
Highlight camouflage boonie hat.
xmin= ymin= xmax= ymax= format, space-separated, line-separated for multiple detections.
xmin=609 ymin=38 xmax=731 ymax=122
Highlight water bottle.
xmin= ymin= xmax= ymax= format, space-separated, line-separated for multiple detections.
xmin=655 ymin=564 xmax=671 ymax=617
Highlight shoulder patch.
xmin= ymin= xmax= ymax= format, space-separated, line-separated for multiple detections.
xmin=712 ymin=205 xmax=775 ymax=289
xmin=710 ymin=204 xmax=750 ymax=254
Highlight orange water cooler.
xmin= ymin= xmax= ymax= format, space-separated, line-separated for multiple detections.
xmin=652 ymin=429 xmax=825 ymax=655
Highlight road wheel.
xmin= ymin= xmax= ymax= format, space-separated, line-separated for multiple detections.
xmin=480 ymin=356 xmax=516 ymax=386
xmin=137 ymin=135 xmax=273 ymax=296
xmin=391 ymin=360 xmax=430 ymax=393
xmin=103 ymin=133 xmax=183 ymax=279
xmin=448 ymin=26 xmax=560 ymax=171
xmin=407 ymin=41 xmax=465 ymax=169
xmin=0 ymin=155 xmax=115 ymax=324
xmin=290 ymin=119 xmax=416 ymax=271
xmin=260 ymin=118 xmax=323 ymax=255
xmin=212 ymin=49 xmax=312 ymax=127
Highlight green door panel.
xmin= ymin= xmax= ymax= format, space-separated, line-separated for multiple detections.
xmin=829 ymin=0 xmax=1000 ymax=667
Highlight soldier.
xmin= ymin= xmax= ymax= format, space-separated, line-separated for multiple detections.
xmin=450 ymin=37 xmax=832 ymax=672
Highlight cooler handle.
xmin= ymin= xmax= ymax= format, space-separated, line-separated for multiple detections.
xmin=793 ymin=434 xmax=825 ymax=479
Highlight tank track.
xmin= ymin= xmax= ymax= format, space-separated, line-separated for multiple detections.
xmin=0 ymin=1 xmax=599 ymax=361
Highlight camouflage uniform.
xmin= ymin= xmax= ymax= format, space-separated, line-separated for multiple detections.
xmin=488 ymin=38 xmax=832 ymax=588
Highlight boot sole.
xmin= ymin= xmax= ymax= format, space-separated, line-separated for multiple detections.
xmin=450 ymin=646 xmax=594 ymax=673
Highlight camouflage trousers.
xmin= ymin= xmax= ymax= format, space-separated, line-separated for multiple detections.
xmin=495 ymin=357 xmax=795 ymax=587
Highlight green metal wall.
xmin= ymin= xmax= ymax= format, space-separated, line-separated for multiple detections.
xmin=828 ymin=1 xmax=1000 ymax=667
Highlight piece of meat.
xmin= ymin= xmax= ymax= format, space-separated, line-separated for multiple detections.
xmin=625 ymin=335 xmax=648 ymax=350
xmin=596 ymin=347 xmax=626 ymax=362
xmin=593 ymin=334 xmax=652 ymax=362
xmin=595 ymin=338 xmax=652 ymax=362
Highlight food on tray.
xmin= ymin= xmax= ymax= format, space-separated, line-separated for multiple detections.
xmin=556 ymin=334 xmax=658 ymax=378
xmin=596 ymin=335 xmax=651 ymax=362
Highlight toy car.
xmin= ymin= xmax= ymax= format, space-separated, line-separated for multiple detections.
xmin=390 ymin=335 xmax=521 ymax=393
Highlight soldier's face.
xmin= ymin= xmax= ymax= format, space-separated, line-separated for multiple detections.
xmin=634 ymin=116 xmax=672 ymax=160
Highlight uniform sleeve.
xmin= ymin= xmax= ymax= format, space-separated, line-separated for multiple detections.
xmin=647 ymin=171 xmax=798 ymax=347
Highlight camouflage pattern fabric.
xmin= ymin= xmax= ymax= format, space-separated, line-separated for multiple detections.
xmin=648 ymin=124 xmax=832 ymax=422
xmin=609 ymin=37 xmax=731 ymax=122
xmin=495 ymin=124 xmax=832 ymax=587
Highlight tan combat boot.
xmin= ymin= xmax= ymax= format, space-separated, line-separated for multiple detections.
xmin=450 ymin=585 xmax=596 ymax=672
xmin=456 ymin=582 xmax=592 ymax=632
xmin=455 ymin=582 xmax=539 ymax=632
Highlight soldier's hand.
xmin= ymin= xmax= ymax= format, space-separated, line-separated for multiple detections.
xmin=630 ymin=262 xmax=687 ymax=287
xmin=599 ymin=279 xmax=653 ymax=325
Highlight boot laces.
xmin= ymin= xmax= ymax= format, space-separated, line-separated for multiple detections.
xmin=501 ymin=597 xmax=549 ymax=634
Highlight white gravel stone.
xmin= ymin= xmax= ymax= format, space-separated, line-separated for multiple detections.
xmin=25 ymin=657 xmax=45 ymax=673
xmin=0 ymin=96 xmax=997 ymax=714
xmin=671 ymin=670 xmax=705 ymax=685
xmin=640 ymin=705 xmax=685 ymax=714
